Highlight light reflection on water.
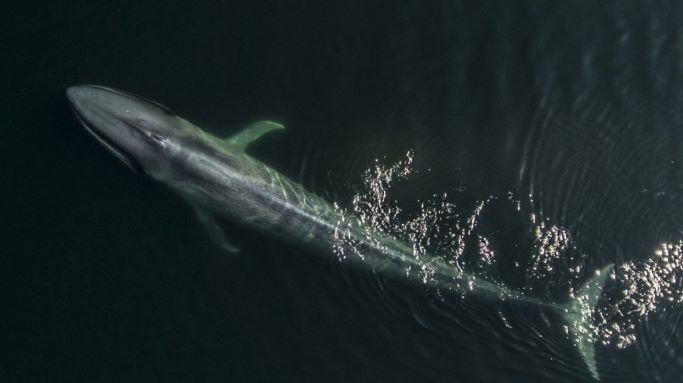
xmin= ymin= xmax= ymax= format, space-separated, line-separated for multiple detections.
xmin=330 ymin=151 xmax=683 ymax=374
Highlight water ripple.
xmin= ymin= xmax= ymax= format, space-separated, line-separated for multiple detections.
xmin=328 ymin=151 xmax=683 ymax=380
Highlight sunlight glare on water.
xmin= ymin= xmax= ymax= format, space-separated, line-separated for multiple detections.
xmin=332 ymin=151 xmax=683 ymax=353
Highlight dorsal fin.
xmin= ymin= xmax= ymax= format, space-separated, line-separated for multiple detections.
xmin=227 ymin=121 xmax=285 ymax=150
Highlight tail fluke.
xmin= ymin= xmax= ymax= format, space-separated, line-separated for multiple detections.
xmin=561 ymin=264 xmax=615 ymax=380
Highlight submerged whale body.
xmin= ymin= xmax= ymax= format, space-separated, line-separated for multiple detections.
xmin=67 ymin=85 xmax=613 ymax=380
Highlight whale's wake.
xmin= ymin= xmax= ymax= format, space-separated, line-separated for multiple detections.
xmin=332 ymin=151 xmax=683 ymax=350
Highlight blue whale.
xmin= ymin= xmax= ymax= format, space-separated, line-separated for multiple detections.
xmin=67 ymin=85 xmax=613 ymax=380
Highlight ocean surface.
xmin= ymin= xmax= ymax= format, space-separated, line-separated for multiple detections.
xmin=5 ymin=1 xmax=683 ymax=382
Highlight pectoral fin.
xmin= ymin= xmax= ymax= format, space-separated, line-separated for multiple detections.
xmin=193 ymin=206 xmax=239 ymax=253
xmin=226 ymin=120 xmax=285 ymax=151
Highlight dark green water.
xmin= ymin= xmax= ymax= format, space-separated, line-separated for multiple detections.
xmin=5 ymin=1 xmax=683 ymax=382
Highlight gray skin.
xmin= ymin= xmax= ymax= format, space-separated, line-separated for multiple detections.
xmin=66 ymin=85 xmax=535 ymax=304
xmin=67 ymin=85 xmax=611 ymax=380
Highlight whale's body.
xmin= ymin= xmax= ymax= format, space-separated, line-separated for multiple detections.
xmin=67 ymin=85 xmax=613 ymax=380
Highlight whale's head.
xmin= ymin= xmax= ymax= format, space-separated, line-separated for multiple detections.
xmin=67 ymin=85 xmax=195 ymax=178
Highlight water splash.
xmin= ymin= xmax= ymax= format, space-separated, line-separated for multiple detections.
xmin=596 ymin=240 xmax=683 ymax=348
xmin=332 ymin=151 xmax=683 ymax=348
xmin=332 ymin=151 xmax=505 ymax=283
xmin=332 ymin=151 xmax=414 ymax=262
xmin=333 ymin=151 xmax=466 ymax=283
xmin=529 ymin=222 xmax=571 ymax=275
